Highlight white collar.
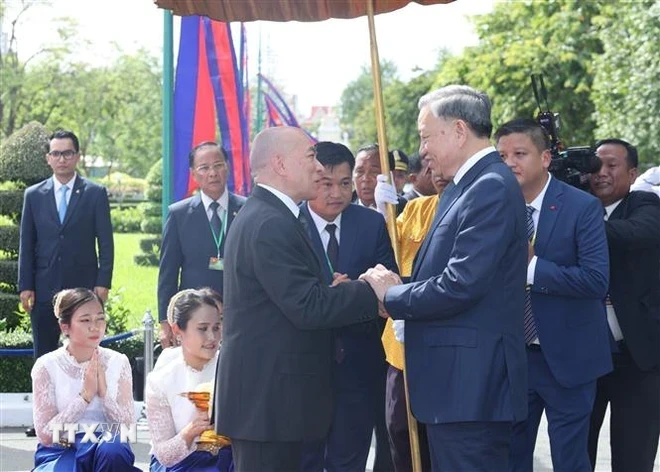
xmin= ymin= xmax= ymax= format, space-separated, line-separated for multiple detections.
xmin=357 ymin=199 xmax=376 ymax=210
xmin=257 ymin=183 xmax=300 ymax=218
xmin=604 ymin=198 xmax=624 ymax=220
xmin=200 ymin=189 xmax=229 ymax=212
xmin=307 ymin=203 xmax=342 ymax=235
xmin=453 ymin=146 xmax=496 ymax=184
xmin=528 ymin=173 xmax=552 ymax=213
xmin=53 ymin=174 xmax=77 ymax=193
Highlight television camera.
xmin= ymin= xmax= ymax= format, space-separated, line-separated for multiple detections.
xmin=531 ymin=74 xmax=601 ymax=190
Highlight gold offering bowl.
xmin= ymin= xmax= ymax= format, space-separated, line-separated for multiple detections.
xmin=180 ymin=387 xmax=231 ymax=454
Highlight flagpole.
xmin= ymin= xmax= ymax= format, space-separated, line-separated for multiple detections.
xmin=255 ymin=29 xmax=264 ymax=134
xmin=162 ymin=9 xmax=174 ymax=220
xmin=366 ymin=2 xmax=421 ymax=471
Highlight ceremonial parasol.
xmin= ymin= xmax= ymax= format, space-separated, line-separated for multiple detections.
xmin=152 ymin=1 xmax=454 ymax=469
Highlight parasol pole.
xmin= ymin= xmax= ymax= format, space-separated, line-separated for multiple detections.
xmin=366 ymin=2 xmax=421 ymax=472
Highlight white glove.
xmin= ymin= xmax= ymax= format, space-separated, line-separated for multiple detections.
xmin=393 ymin=320 xmax=405 ymax=343
xmin=375 ymin=174 xmax=398 ymax=220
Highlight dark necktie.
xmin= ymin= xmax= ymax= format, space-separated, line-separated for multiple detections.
xmin=325 ymin=224 xmax=339 ymax=271
xmin=524 ymin=205 xmax=538 ymax=345
xmin=209 ymin=201 xmax=222 ymax=238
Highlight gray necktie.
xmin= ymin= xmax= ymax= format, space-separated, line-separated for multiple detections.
xmin=524 ymin=205 xmax=538 ymax=344
xmin=209 ymin=201 xmax=222 ymax=238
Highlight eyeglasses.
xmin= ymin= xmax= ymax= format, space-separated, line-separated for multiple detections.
xmin=48 ymin=150 xmax=77 ymax=160
xmin=195 ymin=162 xmax=227 ymax=174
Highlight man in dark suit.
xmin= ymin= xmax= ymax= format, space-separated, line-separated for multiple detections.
xmin=214 ymin=127 xmax=382 ymax=472
xmin=300 ymin=141 xmax=397 ymax=471
xmin=495 ymin=119 xmax=612 ymax=471
xmin=362 ymin=85 xmax=529 ymax=472
xmin=588 ymin=139 xmax=660 ymax=472
xmin=157 ymin=141 xmax=246 ymax=346
xmin=353 ymin=143 xmax=407 ymax=216
xmin=402 ymin=152 xmax=435 ymax=202
xmin=19 ymin=129 xmax=114 ymax=358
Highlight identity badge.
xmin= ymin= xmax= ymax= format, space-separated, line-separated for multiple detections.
xmin=209 ymin=257 xmax=224 ymax=271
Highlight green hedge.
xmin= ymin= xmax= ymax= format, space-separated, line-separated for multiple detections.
xmin=134 ymin=253 xmax=159 ymax=267
xmin=0 ymin=225 xmax=19 ymax=258
xmin=0 ymin=121 xmax=52 ymax=186
xmin=140 ymin=216 xmax=161 ymax=235
xmin=138 ymin=201 xmax=161 ymax=218
xmin=0 ymin=331 xmax=150 ymax=393
xmin=0 ymin=260 xmax=18 ymax=291
xmin=0 ymin=331 xmax=34 ymax=392
xmin=111 ymin=206 xmax=142 ymax=233
xmin=0 ymin=293 xmax=21 ymax=330
xmin=139 ymin=236 xmax=161 ymax=254
xmin=0 ymin=189 xmax=24 ymax=223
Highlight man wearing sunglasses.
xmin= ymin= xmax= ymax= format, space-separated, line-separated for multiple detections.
xmin=19 ymin=129 xmax=114 ymax=359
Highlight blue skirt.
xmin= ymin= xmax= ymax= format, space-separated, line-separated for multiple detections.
xmin=150 ymin=448 xmax=233 ymax=472
xmin=34 ymin=431 xmax=141 ymax=472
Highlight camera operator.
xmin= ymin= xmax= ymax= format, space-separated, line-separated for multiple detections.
xmin=587 ymin=139 xmax=660 ymax=472
xmin=495 ymin=119 xmax=612 ymax=472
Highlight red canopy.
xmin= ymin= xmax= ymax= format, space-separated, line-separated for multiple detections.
xmin=153 ymin=0 xmax=452 ymax=22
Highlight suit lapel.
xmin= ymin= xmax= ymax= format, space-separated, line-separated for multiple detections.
xmin=301 ymin=203 xmax=333 ymax=283
xmin=253 ymin=186 xmax=323 ymax=277
xmin=61 ymin=177 xmax=85 ymax=228
xmin=412 ymin=153 xmax=500 ymax=280
xmin=609 ymin=194 xmax=629 ymax=220
xmin=337 ymin=205 xmax=358 ymax=274
xmin=534 ymin=177 xmax=563 ymax=257
xmin=39 ymin=179 xmax=60 ymax=226
xmin=189 ymin=194 xmax=217 ymax=253
xmin=226 ymin=193 xmax=239 ymax=228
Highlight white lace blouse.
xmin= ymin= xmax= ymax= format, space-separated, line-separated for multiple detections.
xmin=31 ymin=346 xmax=135 ymax=445
xmin=145 ymin=349 xmax=218 ymax=467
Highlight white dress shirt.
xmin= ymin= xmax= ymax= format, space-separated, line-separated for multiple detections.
xmin=257 ymin=183 xmax=300 ymax=218
xmin=527 ymin=173 xmax=553 ymax=285
xmin=453 ymin=146 xmax=497 ymax=184
xmin=52 ymin=174 xmax=76 ymax=208
xmin=200 ymin=189 xmax=229 ymax=223
xmin=307 ymin=204 xmax=342 ymax=251
xmin=604 ymin=198 xmax=624 ymax=341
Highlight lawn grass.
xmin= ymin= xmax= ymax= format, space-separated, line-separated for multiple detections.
xmin=112 ymin=233 xmax=158 ymax=329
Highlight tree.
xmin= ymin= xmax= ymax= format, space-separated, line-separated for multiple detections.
xmin=432 ymin=0 xmax=604 ymax=147
xmin=339 ymin=60 xmax=398 ymax=148
xmin=591 ymin=0 xmax=660 ymax=167
xmin=1 ymin=1 xmax=161 ymax=177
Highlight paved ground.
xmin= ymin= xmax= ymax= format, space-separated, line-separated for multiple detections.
xmin=0 ymin=410 xmax=657 ymax=471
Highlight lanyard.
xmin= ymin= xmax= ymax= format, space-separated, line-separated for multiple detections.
xmin=208 ymin=207 xmax=228 ymax=257
xmin=324 ymin=251 xmax=334 ymax=275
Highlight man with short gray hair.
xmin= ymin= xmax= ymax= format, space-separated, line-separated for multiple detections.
xmin=361 ymin=85 xmax=528 ymax=471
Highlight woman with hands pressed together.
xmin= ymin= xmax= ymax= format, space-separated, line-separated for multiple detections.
xmin=31 ymin=288 xmax=140 ymax=471
xmin=146 ymin=288 xmax=232 ymax=472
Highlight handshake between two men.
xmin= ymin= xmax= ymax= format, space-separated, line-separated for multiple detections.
xmin=333 ymin=263 xmax=402 ymax=320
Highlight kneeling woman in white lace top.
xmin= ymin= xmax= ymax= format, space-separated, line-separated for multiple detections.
xmin=146 ymin=289 xmax=232 ymax=472
xmin=31 ymin=288 xmax=141 ymax=472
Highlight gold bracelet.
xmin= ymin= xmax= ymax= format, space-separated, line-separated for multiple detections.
xmin=80 ymin=391 xmax=90 ymax=404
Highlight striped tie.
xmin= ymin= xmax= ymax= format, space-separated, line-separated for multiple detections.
xmin=524 ymin=205 xmax=538 ymax=344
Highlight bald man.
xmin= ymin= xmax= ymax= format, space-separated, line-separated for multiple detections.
xmin=214 ymin=127 xmax=381 ymax=472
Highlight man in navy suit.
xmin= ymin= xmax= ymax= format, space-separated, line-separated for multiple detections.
xmin=300 ymin=141 xmax=397 ymax=471
xmin=495 ymin=119 xmax=612 ymax=471
xmin=157 ymin=141 xmax=246 ymax=346
xmin=588 ymin=139 xmax=660 ymax=472
xmin=362 ymin=85 xmax=529 ymax=472
xmin=19 ymin=129 xmax=114 ymax=359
